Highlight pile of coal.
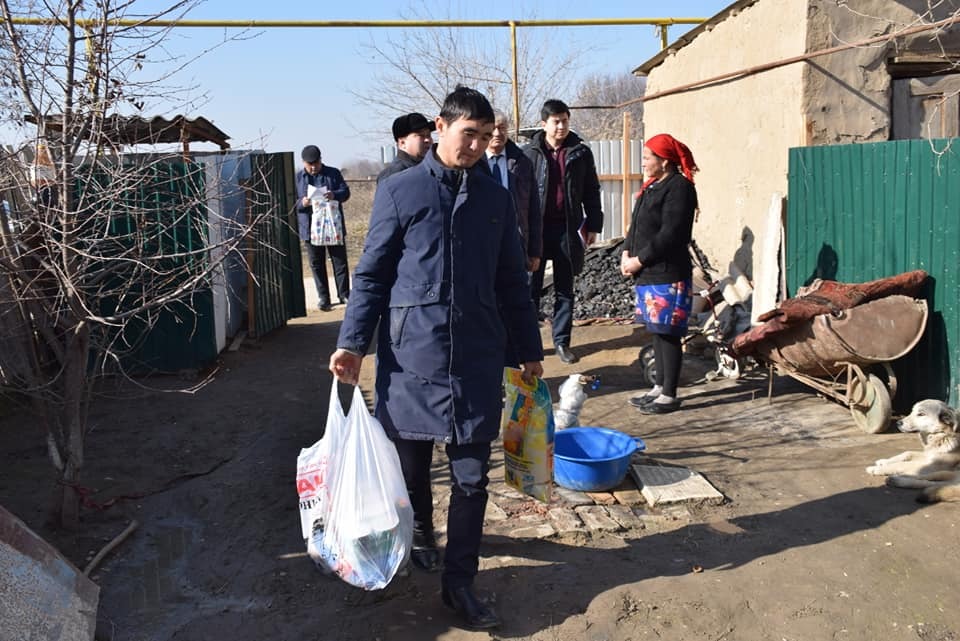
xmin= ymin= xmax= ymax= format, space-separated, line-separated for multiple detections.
xmin=538 ymin=240 xmax=636 ymax=321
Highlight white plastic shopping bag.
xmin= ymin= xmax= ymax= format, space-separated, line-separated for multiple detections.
xmin=297 ymin=379 xmax=345 ymax=574
xmin=308 ymin=185 xmax=344 ymax=246
xmin=296 ymin=380 xmax=413 ymax=590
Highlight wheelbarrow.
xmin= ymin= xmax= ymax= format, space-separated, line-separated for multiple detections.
xmin=746 ymin=295 xmax=928 ymax=433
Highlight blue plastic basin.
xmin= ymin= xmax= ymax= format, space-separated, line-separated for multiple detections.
xmin=554 ymin=427 xmax=646 ymax=492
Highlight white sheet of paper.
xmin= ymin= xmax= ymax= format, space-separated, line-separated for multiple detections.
xmin=307 ymin=184 xmax=331 ymax=202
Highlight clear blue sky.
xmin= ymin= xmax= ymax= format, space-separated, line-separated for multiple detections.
xmin=137 ymin=1 xmax=733 ymax=165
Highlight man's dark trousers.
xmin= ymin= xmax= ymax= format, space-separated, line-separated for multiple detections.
xmin=393 ymin=438 xmax=491 ymax=589
xmin=530 ymin=222 xmax=574 ymax=347
xmin=304 ymin=241 xmax=349 ymax=305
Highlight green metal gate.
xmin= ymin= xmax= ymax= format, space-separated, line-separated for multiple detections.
xmin=245 ymin=152 xmax=305 ymax=338
xmin=787 ymin=138 xmax=960 ymax=407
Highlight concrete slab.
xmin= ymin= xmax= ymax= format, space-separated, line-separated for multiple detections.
xmin=611 ymin=483 xmax=645 ymax=506
xmin=547 ymin=507 xmax=585 ymax=535
xmin=585 ymin=491 xmax=617 ymax=505
xmin=500 ymin=514 xmax=556 ymax=540
xmin=606 ymin=504 xmax=643 ymax=531
xmin=575 ymin=506 xmax=622 ymax=533
xmin=554 ymin=486 xmax=594 ymax=507
xmin=630 ymin=464 xmax=725 ymax=507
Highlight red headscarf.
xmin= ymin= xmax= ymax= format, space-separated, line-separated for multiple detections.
xmin=646 ymin=133 xmax=698 ymax=182
xmin=636 ymin=133 xmax=699 ymax=198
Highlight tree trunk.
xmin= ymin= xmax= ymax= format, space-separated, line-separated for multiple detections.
xmin=54 ymin=323 xmax=90 ymax=530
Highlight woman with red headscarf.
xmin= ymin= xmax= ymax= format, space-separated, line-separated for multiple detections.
xmin=620 ymin=133 xmax=699 ymax=414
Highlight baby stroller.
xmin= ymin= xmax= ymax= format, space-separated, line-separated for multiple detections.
xmin=637 ymin=240 xmax=753 ymax=385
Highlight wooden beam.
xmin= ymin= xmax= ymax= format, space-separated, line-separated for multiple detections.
xmin=622 ymin=112 xmax=632 ymax=236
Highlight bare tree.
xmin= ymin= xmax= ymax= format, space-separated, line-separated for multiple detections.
xmin=571 ymin=72 xmax=646 ymax=140
xmin=350 ymin=0 xmax=587 ymax=139
xmin=0 ymin=1 xmax=276 ymax=528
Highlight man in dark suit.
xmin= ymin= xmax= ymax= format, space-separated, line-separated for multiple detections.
xmin=485 ymin=110 xmax=541 ymax=275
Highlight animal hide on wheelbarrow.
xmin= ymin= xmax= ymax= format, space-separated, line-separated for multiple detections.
xmin=732 ymin=269 xmax=928 ymax=359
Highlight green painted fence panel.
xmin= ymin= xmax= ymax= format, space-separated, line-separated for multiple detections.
xmin=247 ymin=152 xmax=305 ymax=338
xmin=78 ymin=161 xmax=217 ymax=372
xmin=787 ymin=138 xmax=960 ymax=407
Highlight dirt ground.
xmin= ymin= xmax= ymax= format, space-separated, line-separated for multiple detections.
xmin=2 ymin=305 xmax=959 ymax=641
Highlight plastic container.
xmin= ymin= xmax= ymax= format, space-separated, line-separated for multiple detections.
xmin=554 ymin=427 xmax=645 ymax=492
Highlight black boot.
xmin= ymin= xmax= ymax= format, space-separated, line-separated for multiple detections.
xmin=442 ymin=585 xmax=501 ymax=630
xmin=410 ymin=528 xmax=440 ymax=572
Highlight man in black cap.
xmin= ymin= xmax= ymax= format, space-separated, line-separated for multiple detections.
xmin=376 ymin=112 xmax=436 ymax=183
xmin=295 ymin=144 xmax=351 ymax=311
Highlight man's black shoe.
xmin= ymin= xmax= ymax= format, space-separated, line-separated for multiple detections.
xmin=410 ymin=530 xmax=440 ymax=572
xmin=555 ymin=344 xmax=578 ymax=364
xmin=442 ymin=585 xmax=501 ymax=630
xmin=318 ymin=302 xmax=333 ymax=312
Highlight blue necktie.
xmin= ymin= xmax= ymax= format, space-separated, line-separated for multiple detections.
xmin=490 ymin=155 xmax=503 ymax=186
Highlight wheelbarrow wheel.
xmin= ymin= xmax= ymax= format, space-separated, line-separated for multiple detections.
xmin=849 ymin=373 xmax=892 ymax=434
xmin=639 ymin=345 xmax=657 ymax=387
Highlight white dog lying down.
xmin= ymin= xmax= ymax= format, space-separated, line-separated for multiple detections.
xmin=866 ymin=399 xmax=960 ymax=503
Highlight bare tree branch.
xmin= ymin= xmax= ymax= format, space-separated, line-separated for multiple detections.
xmin=0 ymin=1 xmax=282 ymax=529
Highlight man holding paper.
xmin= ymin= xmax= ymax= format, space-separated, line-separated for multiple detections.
xmin=295 ymin=144 xmax=351 ymax=311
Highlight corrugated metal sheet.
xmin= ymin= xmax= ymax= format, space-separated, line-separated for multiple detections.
xmin=787 ymin=138 xmax=960 ymax=406
xmin=246 ymin=152 xmax=305 ymax=338
xmin=588 ymin=138 xmax=644 ymax=240
xmin=80 ymin=160 xmax=218 ymax=373
xmin=197 ymin=152 xmax=257 ymax=351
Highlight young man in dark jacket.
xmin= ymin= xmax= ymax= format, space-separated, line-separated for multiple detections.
xmin=524 ymin=99 xmax=603 ymax=364
xmin=330 ymin=86 xmax=543 ymax=631
xmin=376 ymin=112 xmax=435 ymax=183
xmin=294 ymin=145 xmax=350 ymax=311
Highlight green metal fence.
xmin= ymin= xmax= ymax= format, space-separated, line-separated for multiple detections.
xmin=79 ymin=160 xmax=218 ymax=373
xmin=787 ymin=138 xmax=960 ymax=407
xmin=79 ymin=153 xmax=304 ymax=371
xmin=246 ymin=152 xmax=305 ymax=337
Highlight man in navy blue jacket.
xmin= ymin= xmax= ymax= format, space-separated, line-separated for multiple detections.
xmin=330 ymin=86 xmax=543 ymax=631
xmin=295 ymin=145 xmax=350 ymax=311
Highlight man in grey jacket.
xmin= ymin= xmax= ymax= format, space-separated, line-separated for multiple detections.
xmin=330 ymin=86 xmax=543 ymax=631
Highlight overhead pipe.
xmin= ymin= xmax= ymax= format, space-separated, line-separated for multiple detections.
xmin=2 ymin=15 xmax=706 ymax=136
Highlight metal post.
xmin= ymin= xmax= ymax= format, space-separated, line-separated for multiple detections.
xmin=510 ymin=20 xmax=520 ymax=138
